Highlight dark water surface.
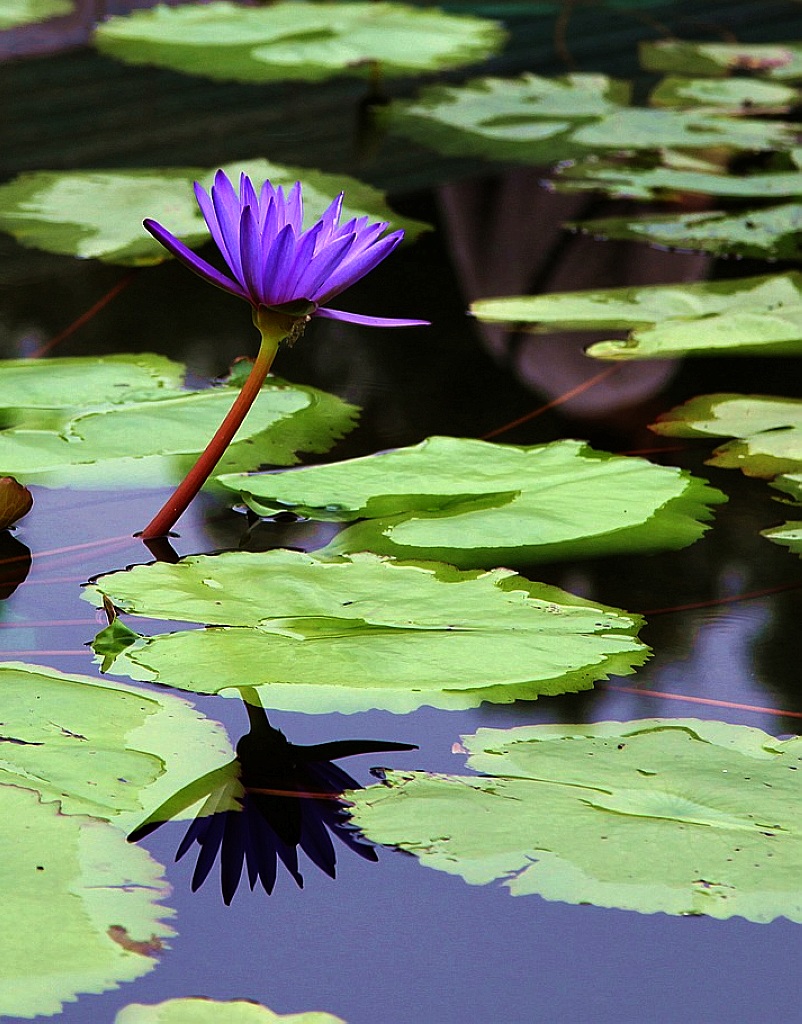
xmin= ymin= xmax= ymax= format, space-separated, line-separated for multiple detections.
xmin=2 ymin=3 xmax=802 ymax=1021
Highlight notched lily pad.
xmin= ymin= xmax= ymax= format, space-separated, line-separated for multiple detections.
xmin=115 ymin=998 xmax=347 ymax=1023
xmin=472 ymin=272 xmax=802 ymax=360
xmin=84 ymin=550 xmax=649 ymax=715
xmin=0 ymin=355 xmax=358 ymax=489
xmin=220 ymin=436 xmax=725 ymax=566
xmin=94 ymin=1 xmax=505 ymax=83
xmin=0 ymin=784 xmax=173 ymax=1019
xmin=346 ymin=719 xmax=802 ymax=922
xmin=0 ymin=158 xmax=429 ymax=265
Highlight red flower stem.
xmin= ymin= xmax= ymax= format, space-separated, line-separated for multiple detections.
xmin=139 ymin=317 xmax=287 ymax=541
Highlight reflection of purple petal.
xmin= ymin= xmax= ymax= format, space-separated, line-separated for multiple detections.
xmin=316 ymin=307 xmax=430 ymax=327
xmin=190 ymin=814 xmax=227 ymax=892
xmin=221 ymin=811 xmax=248 ymax=906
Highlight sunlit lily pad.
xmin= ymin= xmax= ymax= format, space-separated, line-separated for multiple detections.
xmin=651 ymin=393 xmax=802 ymax=478
xmin=0 ymin=158 xmax=428 ymax=265
xmin=572 ymin=203 xmax=802 ymax=260
xmin=220 ymin=436 xmax=724 ymax=566
xmin=85 ymin=550 xmax=649 ymax=715
xmin=0 ymin=662 xmax=233 ymax=828
xmin=346 ymin=719 xmax=802 ymax=922
xmin=649 ymin=75 xmax=800 ymax=111
xmin=641 ymin=40 xmax=802 ymax=80
xmin=551 ymin=151 xmax=802 ymax=200
xmin=93 ymin=1 xmax=505 ymax=83
xmin=0 ymin=785 xmax=172 ymax=1019
xmin=386 ymin=73 xmax=794 ymax=164
xmin=115 ymin=998 xmax=347 ymax=1023
xmin=0 ymin=356 xmax=357 ymax=489
xmin=0 ymin=0 xmax=71 ymax=27
xmin=472 ymin=272 xmax=802 ymax=360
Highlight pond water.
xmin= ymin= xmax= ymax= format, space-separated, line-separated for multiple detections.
xmin=1 ymin=1 xmax=802 ymax=1021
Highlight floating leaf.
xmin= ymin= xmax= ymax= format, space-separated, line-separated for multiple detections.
xmin=221 ymin=436 xmax=724 ymax=566
xmin=472 ymin=272 xmax=802 ymax=360
xmin=763 ymin=520 xmax=802 ymax=557
xmin=0 ymin=356 xmax=358 ymax=489
xmin=572 ymin=203 xmax=802 ymax=260
xmin=551 ymin=151 xmax=802 ymax=200
xmin=0 ymin=158 xmax=428 ymax=265
xmin=115 ymin=998 xmax=347 ymax=1023
xmin=0 ymin=662 xmax=233 ymax=828
xmin=93 ymin=1 xmax=505 ymax=83
xmin=651 ymin=393 xmax=802 ymax=479
xmin=641 ymin=40 xmax=802 ymax=80
xmin=0 ymin=785 xmax=172 ymax=1019
xmin=0 ymin=477 xmax=32 ymax=529
xmin=386 ymin=73 xmax=793 ymax=165
xmin=0 ymin=0 xmax=71 ymax=28
xmin=84 ymin=550 xmax=648 ymax=715
xmin=649 ymin=75 xmax=800 ymax=111
xmin=346 ymin=719 xmax=802 ymax=922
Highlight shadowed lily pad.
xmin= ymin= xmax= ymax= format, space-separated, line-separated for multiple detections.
xmin=85 ymin=550 xmax=649 ymax=715
xmin=0 ymin=159 xmax=428 ymax=265
xmin=346 ymin=719 xmax=802 ymax=922
xmin=0 ymin=0 xmax=71 ymax=28
xmin=220 ymin=436 xmax=725 ymax=566
xmin=472 ymin=272 xmax=802 ymax=360
xmin=94 ymin=1 xmax=505 ymax=83
xmin=641 ymin=40 xmax=802 ymax=80
xmin=649 ymin=75 xmax=800 ymax=111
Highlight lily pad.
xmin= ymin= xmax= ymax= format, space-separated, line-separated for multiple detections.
xmin=0 ymin=0 xmax=71 ymax=28
xmin=572 ymin=203 xmax=802 ymax=261
xmin=649 ymin=75 xmax=800 ymax=112
xmin=0 ymin=158 xmax=429 ymax=265
xmin=93 ymin=1 xmax=505 ymax=83
xmin=0 ymin=785 xmax=173 ymax=1019
xmin=651 ymin=394 xmax=802 ymax=479
xmin=346 ymin=719 xmax=802 ymax=922
xmin=0 ymin=662 xmax=233 ymax=828
xmin=115 ymin=999 xmax=347 ymax=1023
xmin=84 ymin=550 xmax=649 ymax=715
xmin=472 ymin=272 xmax=802 ymax=360
xmin=220 ymin=436 xmax=725 ymax=566
xmin=0 ymin=356 xmax=358 ymax=489
xmin=641 ymin=40 xmax=802 ymax=80
xmin=386 ymin=73 xmax=794 ymax=165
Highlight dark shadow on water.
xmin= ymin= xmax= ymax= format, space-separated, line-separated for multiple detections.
xmin=129 ymin=688 xmax=416 ymax=905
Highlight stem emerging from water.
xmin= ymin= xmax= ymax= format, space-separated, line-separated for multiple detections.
xmin=139 ymin=311 xmax=291 ymax=541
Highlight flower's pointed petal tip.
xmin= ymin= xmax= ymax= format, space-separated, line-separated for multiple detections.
xmin=316 ymin=307 xmax=430 ymax=327
xmin=143 ymin=218 xmax=248 ymax=300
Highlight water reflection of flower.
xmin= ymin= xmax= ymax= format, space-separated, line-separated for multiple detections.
xmin=129 ymin=691 xmax=415 ymax=905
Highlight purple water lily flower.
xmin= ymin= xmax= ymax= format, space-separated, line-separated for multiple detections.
xmin=144 ymin=169 xmax=428 ymax=332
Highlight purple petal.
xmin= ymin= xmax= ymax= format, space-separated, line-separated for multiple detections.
xmin=293 ymin=232 xmax=357 ymax=301
xmin=193 ymin=182 xmax=232 ymax=270
xmin=286 ymin=181 xmax=303 ymax=233
xmin=315 ymin=233 xmax=402 ymax=303
xmin=240 ymin=173 xmax=259 ymax=212
xmin=261 ymin=222 xmax=298 ymax=305
xmin=211 ymin=172 xmax=245 ymax=283
xmin=239 ymin=206 xmax=265 ymax=304
xmin=315 ymin=307 xmax=430 ymax=327
xmin=316 ymin=193 xmax=344 ymax=242
xmin=144 ymin=219 xmax=249 ymax=300
xmin=281 ymin=221 xmax=324 ymax=297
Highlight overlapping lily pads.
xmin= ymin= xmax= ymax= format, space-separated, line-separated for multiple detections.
xmin=0 ymin=158 xmax=428 ymax=265
xmin=641 ymin=40 xmax=802 ymax=80
xmin=0 ymin=0 xmax=71 ymax=28
xmin=85 ymin=550 xmax=649 ymax=715
xmin=0 ymin=785 xmax=173 ymax=1019
xmin=346 ymin=719 xmax=802 ymax=922
xmin=0 ymin=355 xmax=357 ymax=489
xmin=115 ymin=999 xmax=347 ymax=1023
xmin=472 ymin=272 xmax=802 ymax=360
xmin=93 ymin=1 xmax=505 ymax=83
xmin=221 ymin=436 xmax=724 ymax=566
xmin=385 ymin=72 xmax=794 ymax=165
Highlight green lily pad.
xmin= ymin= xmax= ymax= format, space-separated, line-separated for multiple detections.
xmin=0 ymin=662 xmax=233 ymax=828
xmin=220 ymin=436 xmax=725 ymax=567
xmin=649 ymin=75 xmax=800 ymax=111
xmin=346 ymin=719 xmax=802 ymax=922
xmin=93 ymin=1 xmax=505 ymax=83
xmin=0 ymin=0 xmax=71 ymax=27
xmin=84 ymin=550 xmax=649 ymax=715
xmin=651 ymin=393 xmax=802 ymax=479
xmin=115 ymin=999 xmax=347 ymax=1023
xmin=0 ymin=785 xmax=172 ymax=1019
xmin=386 ymin=73 xmax=793 ymax=165
xmin=551 ymin=151 xmax=802 ymax=200
xmin=0 ymin=356 xmax=358 ymax=489
xmin=763 ymin=520 xmax=802 ymax=557
xmin=641 ymin=40 xmax=802 ymax=80
xmin=472 ymin=272 xmax=802 ymax=360
xmin=0 ymin=158 xmax=429 ymax=265
xmin=572 ymin=203 xmax=802 ymax=261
